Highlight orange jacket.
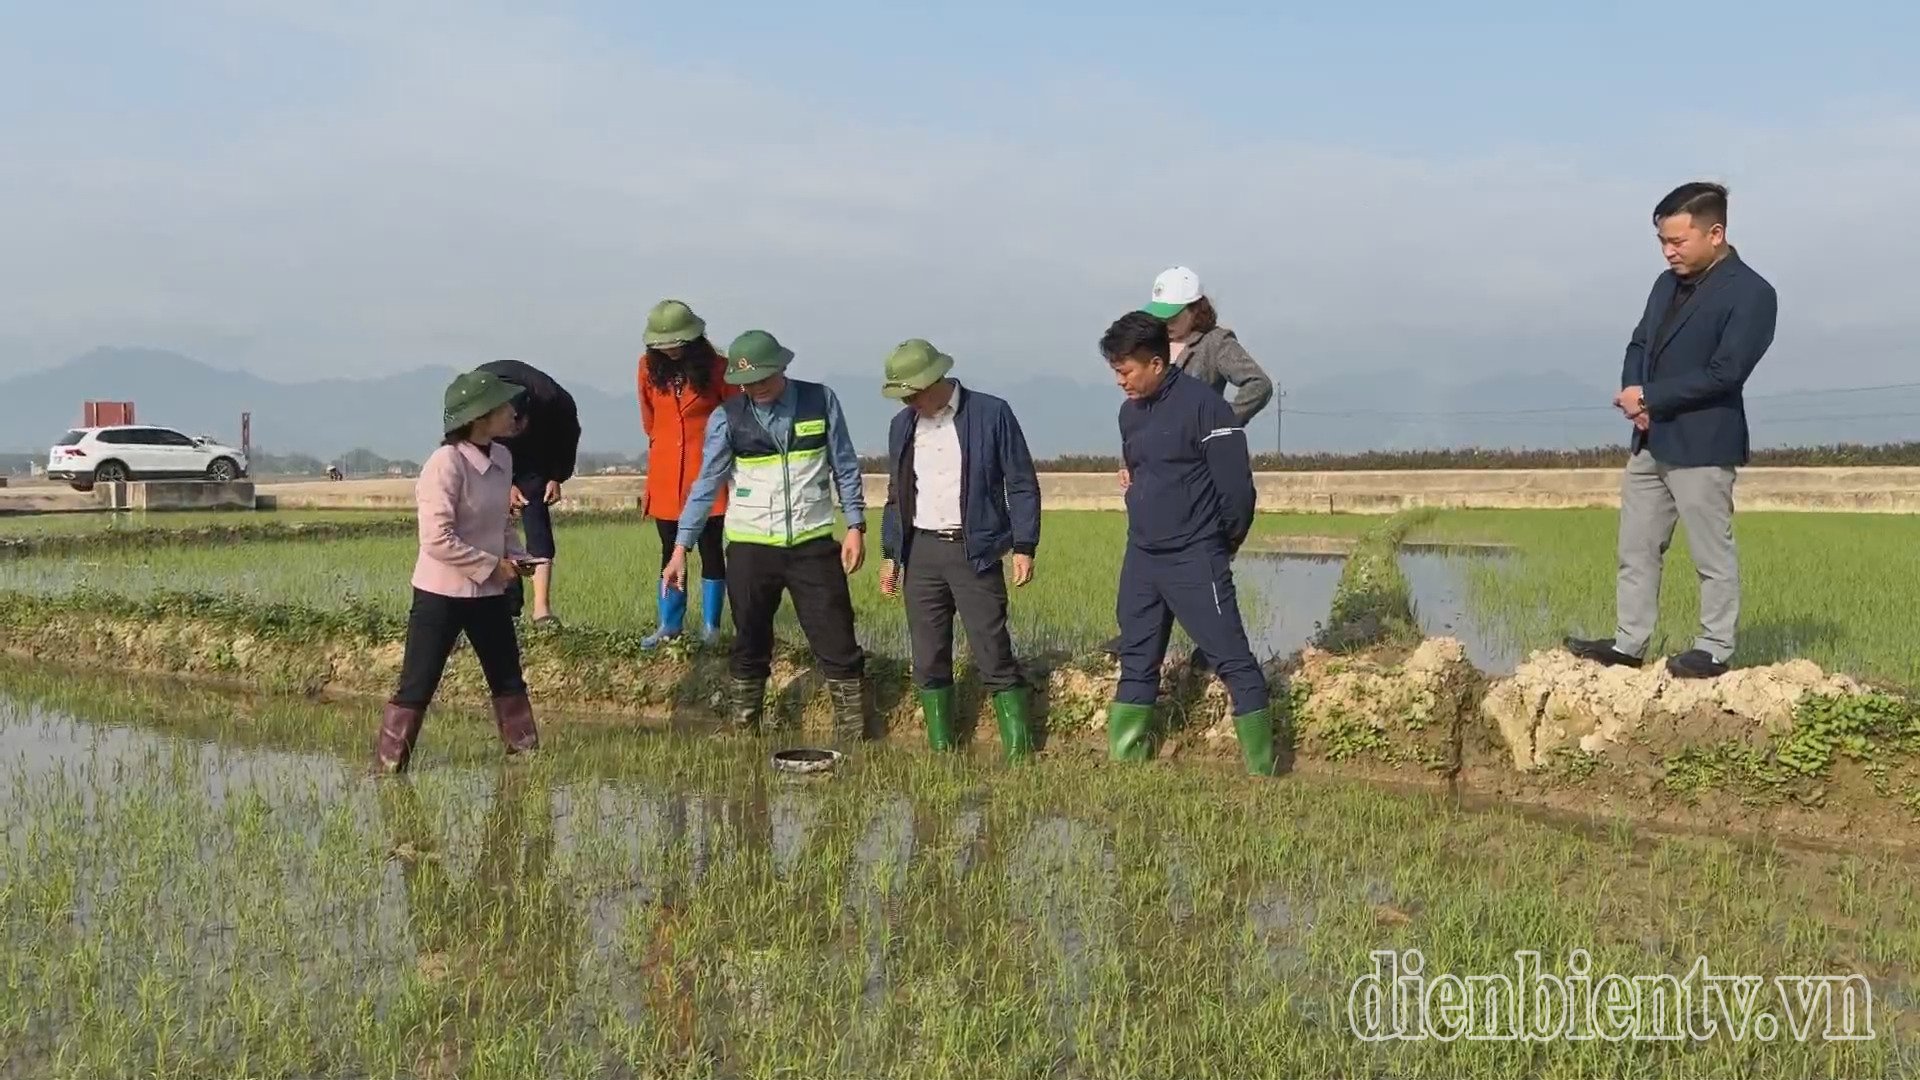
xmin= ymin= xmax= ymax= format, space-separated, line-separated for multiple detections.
xmin=639 ymin=353 xmax=738 ymax=522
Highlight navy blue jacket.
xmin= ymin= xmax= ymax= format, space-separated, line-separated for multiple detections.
xmin=1623 ymin=250 xmax=1778 ymax=468
xmin=1120 ymin=367 xmax=1256 ymax=553
xmin=880 ymin=382 xmax=1042 ymax=573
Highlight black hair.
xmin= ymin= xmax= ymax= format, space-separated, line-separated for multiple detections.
xmin=1653 ymin=182 xmax=1728 ymax=230
xmin=442 ymin=422 xmax=477 ymax=445
xmin=644 ymin=336 xmax=720 ymax=395
xmin=1100 ymin=311 xmax=1170 ymax=364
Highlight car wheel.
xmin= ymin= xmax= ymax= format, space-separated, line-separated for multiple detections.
xmin=207 ymin=458 xmax=239 ymax=482
xmin=93 ymin=460 xmax=129 ymax=484
xmin=69 ymin=481 xmax=95 ymax=493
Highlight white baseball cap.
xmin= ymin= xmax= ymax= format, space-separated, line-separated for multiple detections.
xmin=1143 ymin=266 xmax=1203 ymax=319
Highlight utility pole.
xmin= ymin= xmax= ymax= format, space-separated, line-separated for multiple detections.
xmin=1274 ymin=387 xmax=1286 ymax=457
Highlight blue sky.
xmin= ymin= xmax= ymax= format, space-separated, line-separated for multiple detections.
xmin=2 ymin=1 xmax=1917 ymax=432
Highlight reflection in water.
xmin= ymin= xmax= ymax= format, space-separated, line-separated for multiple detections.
xmin=854 ymin=796 xmax=916 ymax=1011
xmin=1008 ymin=815 xmax=1116 ymax=1066
xmin=378 ymin=770 xmax=581 ymax=1055
xmin=1238 ymin=552 xmax=1521 ymax=672
xmin=16 ymin=682 xmax=1883 ymax=1077
xmin=0 ymin=696 xmax=1262 ymax=1073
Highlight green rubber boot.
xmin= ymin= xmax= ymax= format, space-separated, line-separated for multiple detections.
xmin=1234 ymin=708 xmax=1278 ymax=777
xmin=1107 ymin=702 xmax=1155 ymax=763
xmin=991 ymin=687 xmax=1034 ymax=763
xmin=919 ymin=687 xmax=956 ymax=752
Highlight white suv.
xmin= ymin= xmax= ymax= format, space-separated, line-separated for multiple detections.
xmin=47 ymin=426 xmax=251 ymax=491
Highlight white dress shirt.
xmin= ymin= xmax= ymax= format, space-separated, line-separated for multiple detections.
xmin=911 ymin=384 xmax=964 ymax=531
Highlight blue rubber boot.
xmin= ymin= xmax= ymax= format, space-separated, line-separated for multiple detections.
xmin=641 ymin=586 xmax=687 ymax=650
xmin=700 ymin=578 xmax=726 ymax=645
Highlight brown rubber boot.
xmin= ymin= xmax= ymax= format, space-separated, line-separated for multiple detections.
xmin=491 ymin=692 xmax=541 ymax=757
xmin=372 ymin=702 xmax=425 ymax=775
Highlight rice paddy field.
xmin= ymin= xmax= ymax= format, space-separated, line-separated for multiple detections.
xmin=3 ymin=666 xmax=1917 ymax=1078
xmin=0 ymin=508 xmax=409 ymax=536
xmin=3 ymin=505 xmax=1919 ymax=1077
xmin=1 ymin=506 xmax=1915 ymax=686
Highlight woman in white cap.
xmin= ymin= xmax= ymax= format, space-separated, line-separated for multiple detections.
xmin=1142 ymin=265 xmax=1274 ymax=424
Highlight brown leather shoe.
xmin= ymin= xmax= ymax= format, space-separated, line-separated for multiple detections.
xmin=491 ymin=692 xmax=541 ymax=755
xmin=373 ymin=702 xmax=425 ymax=775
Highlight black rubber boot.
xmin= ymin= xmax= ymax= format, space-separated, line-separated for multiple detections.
xmin=729 ymin=677 xmax=767 ymax=733
xmin=827 ymin=678 xmax=869 ymax=742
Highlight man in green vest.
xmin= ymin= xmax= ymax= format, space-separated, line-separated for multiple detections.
xmin=663 ymin=330 xmax=871 ymax=739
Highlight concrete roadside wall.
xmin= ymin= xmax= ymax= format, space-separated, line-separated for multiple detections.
xmin=0 ymin=480 xmax=258 ymax=514
xmin=253 ymin=467 xmax=1920 ymax=514
xmin=4 ymin=468 xmax=1918 ymax=515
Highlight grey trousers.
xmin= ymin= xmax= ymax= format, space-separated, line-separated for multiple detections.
xmin=1613 ymin=450 xmax=1739 ymax=662
xmin=904 ymin=533 xmax=1022 ymax=693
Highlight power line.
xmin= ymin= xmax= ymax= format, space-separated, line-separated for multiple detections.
xmin=1280 ymin=410 xmax=1920 ymax=428
xmin=1750 ymin=410 xmax=1920 ymax=425
xmin=1280 ymin=380 xmax=1920 ymax=420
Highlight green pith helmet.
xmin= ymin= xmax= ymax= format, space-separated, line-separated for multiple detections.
xmin=880 ymin=339 xmax=955 ymax=399
xmin=723 ymin=330 xmax=796 ymax=386
xmin=644 ymin=299 xmax=707 ymax=348
xmin=442 ymin=371 xmax=522 ymax=434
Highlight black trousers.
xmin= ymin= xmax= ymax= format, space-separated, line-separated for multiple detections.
xmin=392 ymin=588 xmax=528 ymax=707
xmin=655 ymin=516 xmax=726 ymax=581
xmin=727 ymin=537 xmax=865 ymax=681
xmin=514 ymin=473 xmax=556 ymax=558
xmin=504 ymin=473 xmax=554 ymax=619
xmin=904 ymin=531 xmax=1022 ymax=693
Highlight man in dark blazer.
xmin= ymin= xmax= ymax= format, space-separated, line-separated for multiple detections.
xmin=876 ymin=339 xmax=1042 ymax=761
xmin=1567 ymin=182 xmax=1778 ymax=679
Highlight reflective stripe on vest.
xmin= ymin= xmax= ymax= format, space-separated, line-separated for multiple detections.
xmin=723 ymin=381 xmax=837 ymax=547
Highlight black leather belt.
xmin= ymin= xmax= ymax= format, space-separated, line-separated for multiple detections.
xmin=914 ymin=527 xmax=964 ymax=543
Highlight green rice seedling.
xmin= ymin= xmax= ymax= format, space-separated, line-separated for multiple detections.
xmin=1 ymin=667 xmax=1914 ymax=1078
xmin=1420 ymin=509 xmax=1920 ymax=688
xmin=0 ymin=511 xmax=1376 ymax=664
xmin=0 ymin=508 xmax=409 ymax=537
xmin=1 ymin=506 xmax=1914 ymax=688
xmin=1313 ymin=508 xmax=1437 ymax=652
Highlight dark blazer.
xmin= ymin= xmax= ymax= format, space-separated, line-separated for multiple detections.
xmin=1622 ymin=250 xmax=1778 ymax=468
xmin=880 ymin=382 xmax=1041 ymax=574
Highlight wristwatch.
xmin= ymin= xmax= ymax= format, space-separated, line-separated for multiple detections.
xmin=847 ymin=521 xmax=867 ymax=532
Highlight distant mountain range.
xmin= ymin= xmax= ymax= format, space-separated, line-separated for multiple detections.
xmin=1 ymin=347 xmax=1911 ymax=460
xmin=0 ymin=347 xmax=1105 ymax=460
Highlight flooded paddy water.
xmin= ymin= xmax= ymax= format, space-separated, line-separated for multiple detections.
xmin=1237 ymin=548 xmax=1522 ymax=674
xmin=3 ymin=666 xmax=1917 ymax=1078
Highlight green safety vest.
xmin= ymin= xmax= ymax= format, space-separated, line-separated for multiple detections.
xmin=723 ymin=381 xmax=838 ymax=547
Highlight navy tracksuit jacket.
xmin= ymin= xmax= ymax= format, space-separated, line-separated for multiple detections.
xmin=1114 ymin=368 xmax=1267 ymax=715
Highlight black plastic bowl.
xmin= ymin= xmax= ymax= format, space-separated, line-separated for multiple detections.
xmin=771 ymin=747 xmax=842 ymax=776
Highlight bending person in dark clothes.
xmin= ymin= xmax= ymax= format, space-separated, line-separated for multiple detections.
xmin=476 ymin=358 xmax=581 ymax=628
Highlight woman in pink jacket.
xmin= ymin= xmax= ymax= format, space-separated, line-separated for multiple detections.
xmin=373 ymin=370 xmax=543 ymax=773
